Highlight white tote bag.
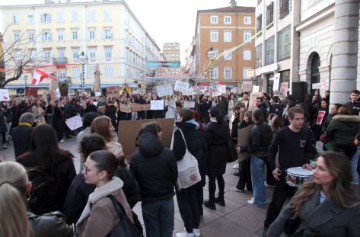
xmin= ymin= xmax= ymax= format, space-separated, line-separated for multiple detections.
xmin=171 ymin=129 xmax=201 ymax=189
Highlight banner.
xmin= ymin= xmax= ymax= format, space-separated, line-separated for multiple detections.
xmin=131 ymin=103 xmax=150 ymax=111
xmin=119 ymin=103 xmax=131 ymax=113
xmin=156 ymin=84 xmax=173 ymax=97
xmin=65 ymin=115 xmax=83 ymax=131
xmin=25 ymin=87 xmax=38 ymax=96
xmin=146 ymin=61 xmax=181 ymax=68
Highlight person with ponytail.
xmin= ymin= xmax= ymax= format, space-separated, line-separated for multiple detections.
xmin=203 ymin=107 xmax=229 ymax=210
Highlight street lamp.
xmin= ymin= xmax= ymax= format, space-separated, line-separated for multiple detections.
xmin=78 ymin=51 xmax=88 ymax=95
xmin=203 ymin=71 xmax=207 ymax=82
xmin=206 ymin=47 xmax=217 ymax=85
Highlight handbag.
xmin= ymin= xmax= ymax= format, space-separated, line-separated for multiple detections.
xmin=227 ymin=139 xmax=238 ymax=163
xmin=107 ymin=195 xmax=143 ymax=237
xmin=175 ymin=129 xmax=201 ymax=190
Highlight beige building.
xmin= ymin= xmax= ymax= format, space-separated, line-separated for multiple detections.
xmin=186 ymin=1 xmax=256 ymax=91
xmin=159 ymin=42 xmax=182 ymax=79
xmin=0 ymin=0 xmax=160 ymax=95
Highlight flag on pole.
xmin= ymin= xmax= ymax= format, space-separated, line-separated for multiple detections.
xmin=32 ymin=69 xmax=56 ymax=85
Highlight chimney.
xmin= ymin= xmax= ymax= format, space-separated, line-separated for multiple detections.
xmin=230 ymin=0 xmax=237 ymax=7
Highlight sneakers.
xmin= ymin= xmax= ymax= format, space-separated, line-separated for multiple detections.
xmin=193 ymin=228 xmax=201 ymax=237
xmin=231 ymin=187 xmax=244 ymax=192
xmin=203 ymin=200 xmax=216 ymax=210
xmin=247 ymin=197 xmax=266 ymax=207
xmin=232 ymin=163 xmax=239 ymax=169
xmin=176 ymin=232 xmax=194 ymax=237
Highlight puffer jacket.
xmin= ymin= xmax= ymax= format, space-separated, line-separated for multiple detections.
xmin=325 ymin=114 xmax=360 ymax=145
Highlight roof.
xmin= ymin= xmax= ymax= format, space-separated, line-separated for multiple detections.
xmin=197 ymin=6 xmax=256 ymax=14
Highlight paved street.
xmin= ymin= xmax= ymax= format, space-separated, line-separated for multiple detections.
xmin=0 ymin=136 xmax=271 ymax=237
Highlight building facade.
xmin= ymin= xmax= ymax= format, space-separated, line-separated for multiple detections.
xmin=159 ymin=42 xmax=182 ymax=79
xmin=190 ymin=2 xmax=256 ymax=91
xmin=0 ymin=0 xmax=160 ymax=95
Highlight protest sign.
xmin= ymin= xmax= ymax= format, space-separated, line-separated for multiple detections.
xmin=0 ymin=89 xmax=10 ymax=101
xmin=65 ymin=115 xmax=83 ymax=131
xmin=183 ymin=101 xmax=195 ymax=109
xmin=156 ymin=84 xmax=173 ymax=97
xmin=106 ymin=86 xmax=119 ymax=99
xmin=174 ymin=81 xmax=190 ymax=93
xmin=150 ymin=100 xmax=164 ymax=110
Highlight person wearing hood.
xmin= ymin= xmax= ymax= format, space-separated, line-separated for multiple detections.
xmin=76 ymin=150 xmax=133 ymax=237
xmin=130 ymin=122 xmax=178 ymax=237
xmin=172 ymin=109 xmax=207 ymax=237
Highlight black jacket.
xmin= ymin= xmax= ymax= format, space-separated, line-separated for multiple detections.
xmin=240 ymin=122 xmax=273 ymax=158
xmin=130 ymin=132 xmax=177 ymax=203
xmin=10 ymin=124 xmax=33 ymax=158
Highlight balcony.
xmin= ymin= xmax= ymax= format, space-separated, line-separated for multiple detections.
xmin=53 ymin=57 xmax=68 ymax=67
xmin=58 ymin=77 xmax=71 ymax=84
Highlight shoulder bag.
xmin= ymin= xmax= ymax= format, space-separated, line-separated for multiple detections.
xmin=175 ymin=129 xmax=201 ymax=190
xmin=107 ymin=195 xmax=143 ymax=237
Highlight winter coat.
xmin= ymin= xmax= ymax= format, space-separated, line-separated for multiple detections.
xmin=17 ymin=152 xmax=76 ymax=215
xmin=10 ymin=123 xmax=33 ymax=158
xmin=107 ymin=140 xmax=124 ymax=159
xmin=172 ymin=121 xmax=207 ymax=187
xmin=325 ymin=115 xmax=360 ymax=146
xmin=76 ymin=177 xmax=133 ymax=237
xmin=204 ymin=120 xmax=229 ymax=176
xmin=130 ymin=132 xmax=177 ymax=203
xmin=267 ymin=187 xmax=360 ymax=237
xmin=0 ymin=110 xmax=7 ymax=133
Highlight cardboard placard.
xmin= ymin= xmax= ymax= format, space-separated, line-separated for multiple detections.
xmin=118 ymin=118 xmax=175 ymax=157
xmin=183 ymin=101 xmax=195 ymax=109
xmin=156 ymin=84 xmax=173 ymax=97
xmin=249 ymin=92 xmax=261 ymax=110
xmin=0 ymin=89 xmax=10 ymax=101
xmin=65 ymin=115 xmax=83 ymax=131
xmin=150 ymin=100 xmax=164 ymax=110
xmin=174 ymin=81 xmax=190 ymax=93
xmin=237 ymin=125 xmax=254 ymax=162
xmin=106 ymin=86 xmax=119 ymax=99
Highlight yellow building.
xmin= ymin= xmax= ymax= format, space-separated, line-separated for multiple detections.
xmin=0 ymin=0 xmax=160 ymax=95
xmin=187 ymin=1 xmax=255 ymax=91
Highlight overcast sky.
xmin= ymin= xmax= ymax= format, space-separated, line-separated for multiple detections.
xmin=1 ymin=0 xmax=256 ymax=63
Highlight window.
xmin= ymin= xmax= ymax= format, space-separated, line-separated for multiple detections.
xmin=280 ymin=0 xmax=290 ymax=19
xmin=43 ymin=49 xmax=51 ymax=61
xmin=28 ymin=31 xmax=35 ymax=42
xmin=58 ymin=70 xmax=66 ymax=78
xmin=104 ymin=47 xmax=112 ymax=58
xmin=224 ymin=49 xmax=232 ymax=60
xmin=224 ymin=16 xmax=231 ymax=24
xmin=43 ymin=31 xmax=51 ymax=41
xmin=72 ymin=29 xmax=78 ymax=40
xmin=104 ymin=9 xmax=111 ymax=21
xmin=71 ymin=48 xmax=80 ymax=59
xmin=256 ymin=14 xmax=263 ymax=34
xmin=244 ymin=50 xmax=252 ymax=60
xmin=27 ymin=14 xmax=34 ymax=24
xmin=243 ymin=68 xmax=251 ymax=79
xmin=224 ymin=67 xmax=232 ymax=79
xmin=266 ymin=2 xmax=274 ymax=26
xmin=265 ymin=36 xmax=274 ymax=65
xmin=71 ymin=11 xmax=78 ymax=22
xmin=88 ymin=11 xmax=96 ymax=22
xmin=210 ymin=15 xmax=218 ymax=24
xmin=104 ymin=28 xmax=113 ymax=39
xmin=224 ymin=31 xmax=232 ymax=42
xmin=72 ymin=68 xmax=80 ymax=79
xmin=210 ymin=31 xmax=218 ymax=42
xmin=88 ymin=47 xmax=96 ymax=59
xmin=244 ymin=16 xmax=251 ymax=25
xmin=255 ymin=44 xmax=262 ymax=68
xmin=212 ymin=67 xmax=218 ymax=79
xmin=277 ymin=25 xmax=291 ymax=60
xmin=104 ymin=66 xmax=113 ymax=78
xmin=14 ymin=32 xmax=20 ymax=42
xmin=56 ymin=11 xmax=64 ymax=23
xmin=57 ymin=48 xmax=65 ymax=58
xmin=57 ymin=29 xmax=64 ymax=41
xmin=41 ymin=13 xmax=51 ymax=23
xmin=244 ymin=32 xmax=252 ymax=42
xmin=12 ymin=15 xmax=19 ymax=24
xmin=89 ymin=28 xmax=96 ymax=40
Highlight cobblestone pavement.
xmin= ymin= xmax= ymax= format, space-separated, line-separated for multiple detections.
xmin=1 ymin=136 xmax=272 ymax=237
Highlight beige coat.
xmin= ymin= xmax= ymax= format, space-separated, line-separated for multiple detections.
xmin=32 ymin=105 xmax=46 ymax=125
xmin=107 ymin=140 xmax=124 ymax=159
xmin=76 ymin=177 xmax=133 ymax=237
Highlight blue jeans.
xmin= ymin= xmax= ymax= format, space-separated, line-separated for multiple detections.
xmin=142 ymin=197 xmax=174 ymax=237
xmin=250 ymin=155 xmax=266 ymax=206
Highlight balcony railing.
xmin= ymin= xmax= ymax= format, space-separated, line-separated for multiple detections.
xmin=53 ymin=57 xmax=68 ymax=66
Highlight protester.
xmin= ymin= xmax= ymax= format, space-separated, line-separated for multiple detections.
xmin=31 ymin=99 xmax=46 ymax=125
xmin=10 ymin=112 xmax=35 ymax=158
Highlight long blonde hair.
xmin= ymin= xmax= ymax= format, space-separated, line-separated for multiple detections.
xmin=291 ymin=152 xmax=360 ymax=217
xmin=0 ymin=162 xmax=33 ymax=237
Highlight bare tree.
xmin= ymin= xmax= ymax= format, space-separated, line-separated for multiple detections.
xmin=0 ymin=27 xmax=45 ymax=89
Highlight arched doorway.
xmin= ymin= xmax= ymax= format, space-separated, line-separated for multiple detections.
xmin=310 ymin=53 xmax=320 ymax=95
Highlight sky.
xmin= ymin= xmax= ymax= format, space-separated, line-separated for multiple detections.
xmin=1 ymin=0 xmax=256 ymax=63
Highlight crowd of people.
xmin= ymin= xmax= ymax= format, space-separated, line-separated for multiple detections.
xmin=0 ymin=88 xmax=359 ymax=237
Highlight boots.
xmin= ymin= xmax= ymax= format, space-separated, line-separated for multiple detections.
xmin=203 ymin=200 xmax=216 ymax=210
xmin=215 ymin=192 xmax=225 ymax=206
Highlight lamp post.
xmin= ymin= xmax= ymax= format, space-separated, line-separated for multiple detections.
xmin=78 ymin=51 xmax=88 ymax=96
xmin=206 ymin=47 xmax=217 ymax=94
xmin=203 ymin=71 xmax=207 ymax=82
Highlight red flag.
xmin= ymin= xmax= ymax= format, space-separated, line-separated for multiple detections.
xmin=32 ymin=69 xmax=56 ymax=85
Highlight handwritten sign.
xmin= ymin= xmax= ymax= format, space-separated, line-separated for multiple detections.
xmin=120 ymin=103 xmax=131 ymax=113
xmin=174 ymin=81 xmax=190 ymax=93
xmin=65 ymin=115 xmax=83 ymax=131
xmin=156 ymin=84 xmax=173 ymax=97
xmin=106 ymin=86 xmax=119 ymax=99
xmin=0 ymin=89 xmax=10 ymax=101
xmin=280 ymin=82 xmax=289 ymax=97
xmin=183 ymin=101 xmax=195 ymax=109
xmin=273 ymin=73 xmax=280 ymax=91
xmin=150 ymin=100 xmax=164 ymax=110
xmin=252 ymin=85 xmax=260 ymax=93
